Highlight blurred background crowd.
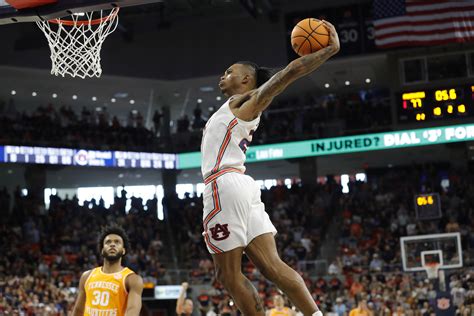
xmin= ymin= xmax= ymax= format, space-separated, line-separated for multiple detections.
xmin=1 ymin=164 xmax=473 ymax=315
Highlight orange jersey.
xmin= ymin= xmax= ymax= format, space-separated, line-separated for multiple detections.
xmin=269 ymin=307 xmax=292 ymax=316
xmin=84 ymin=267 xmax=135 ymax=316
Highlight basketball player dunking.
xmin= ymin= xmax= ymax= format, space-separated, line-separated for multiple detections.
xmin=200 ymin=20 xmax=339 ymax=316
xmin=72 ymin=225 xmax=143 ymax=316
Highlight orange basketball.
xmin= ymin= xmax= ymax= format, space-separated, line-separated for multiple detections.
xmin=291 ymin=18 xmax=329 ymax=57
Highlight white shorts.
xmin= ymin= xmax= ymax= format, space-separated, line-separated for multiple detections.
xmin=202 ymin=172 xmax=277 ymax=254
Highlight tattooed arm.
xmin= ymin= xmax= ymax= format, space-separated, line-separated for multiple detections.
xmin=235 ymin=20 xmax=340 ymax=121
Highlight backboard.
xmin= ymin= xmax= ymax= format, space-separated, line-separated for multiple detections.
xmin=0 ymin=0 xmax=162 ymax=25
xmin=400 ymin=232 xmax=463 ymax=272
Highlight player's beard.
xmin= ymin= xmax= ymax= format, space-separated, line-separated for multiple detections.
xmin=102 ymin=249 xmax=124 ymax=263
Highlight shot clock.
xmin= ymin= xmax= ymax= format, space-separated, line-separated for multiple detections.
xmin=414 ymin=193 xmax=442 ymax=220
xmin=398 ymin=85 xmax=473 ymax=123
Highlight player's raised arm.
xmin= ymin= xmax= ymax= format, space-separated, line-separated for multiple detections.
xmin=175 ymin=282 xmax=189 ymax=314
xmin=237 ymin=20 xmax=339 ymax=121
xmin=125 ymin=274 xmax=144 ymax=316
xmin=71 ymin=270 xmax=91 ymax=316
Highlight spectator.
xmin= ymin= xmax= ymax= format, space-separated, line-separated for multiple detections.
xmin=350 ymin=277 xmax=364 ymax=298
xmin=328 ymin=259 xmax=342 ymax=275
xmin=451 ymin=281 xmax=466 ymax=308
xmin=369 ymin=254 xmax=383 ymax=272
xmin=266 ymin=294 xmax=295 ymax=316
xmin=332 ymin=297 xmax=348 ymax=316
xmin=153 ymin=109 xmax=163 ymax=134
xmin=177 ymin=114 xmax=190 ymax=133
xmin=349 ymin=299 xmax=373 ymax=316
xmin=176 ymin=282 xmax=194 ymax=316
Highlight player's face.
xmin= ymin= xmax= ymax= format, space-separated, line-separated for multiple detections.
xmin=219 ymin=64 xmax=254 ymax=97
xmin=273 ymin=295 xmax=284 ymax=308
xmin=184 ymin=299 xmax=193 ymax=313
xmin=102 ymin=234 xmax=125 ymax=262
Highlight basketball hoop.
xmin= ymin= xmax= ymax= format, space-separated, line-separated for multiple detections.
xmin=36 ymin=7 xmax=120 ymax=78
xmin=424 ymin=262 xmax=440 ymax=279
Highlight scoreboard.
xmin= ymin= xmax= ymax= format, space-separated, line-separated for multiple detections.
xmin=414 ymin=193 xmax=442 ymax=220
xmin=398 ymin=84 xmax=473 ymax=123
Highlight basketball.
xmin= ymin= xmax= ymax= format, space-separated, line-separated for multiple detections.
xmin=291 ymin=18 xmax=329 ymax=57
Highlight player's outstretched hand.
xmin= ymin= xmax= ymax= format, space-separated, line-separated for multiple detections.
xmin=181 ymin=282 xmax=189 ymax=290
xmin=322 ymin=20 xmax=340 ymax=55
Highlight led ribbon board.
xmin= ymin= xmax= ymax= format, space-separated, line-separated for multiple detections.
xmin=1 ymin=124 xmax=473 ymax=169
xmin=0 ymin=145 xmax=177 ymax=169
xmin=177 ymin=123 xmax=474 ymax=169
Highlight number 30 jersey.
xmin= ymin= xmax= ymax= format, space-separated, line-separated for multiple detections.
xmin=84 ymin=267 xmax=135 ymax=316
xmin=201 ymin=99 xmax=260 ymax=180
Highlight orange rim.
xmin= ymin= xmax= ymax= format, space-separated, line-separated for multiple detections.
xmin=48 ymin=7 xmax=119 ymax=26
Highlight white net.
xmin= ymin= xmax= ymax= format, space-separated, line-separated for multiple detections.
xmin=424 ymin=263 xmax=440 ymax=279
xmin=36 ymin=8 xmax=120 ymax=79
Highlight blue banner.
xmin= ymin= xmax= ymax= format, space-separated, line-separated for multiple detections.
xmin=1 ymin=145 xmax=177 ymax=169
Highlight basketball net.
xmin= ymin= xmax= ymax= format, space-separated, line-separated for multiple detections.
xmin=424 ymin=262 xmax=440 ymax=279
xmin=36 ymin=7 xmax=119 ymax=79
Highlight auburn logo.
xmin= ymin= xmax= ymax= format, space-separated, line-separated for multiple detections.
xmin=436 ymin=297 xmax=450 ymax=310
xmin=210 ymin=223 xmax=230 ymax=241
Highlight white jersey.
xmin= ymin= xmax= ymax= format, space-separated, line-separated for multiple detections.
xmin=201 ymin=99 xmax=260 ymax=180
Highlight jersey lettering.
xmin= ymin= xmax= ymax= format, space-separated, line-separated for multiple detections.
xmin=238 ymin=130 xmax=255 ymax=153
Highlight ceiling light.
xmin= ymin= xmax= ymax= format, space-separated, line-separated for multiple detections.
xmin=11 ymin=90 xmax=16 ymax=95
xmin=324 ymin=83 xmax=330 ymax=88
xmin=32 ymin=92 xmax=37 ymax=96
xmin=72 ymin=95 xmax=78 ymax=100
xmin=365 ymin=78 xmax=371 ymax=84
xmin=129 ymin=99 xmax=135 ymax=105
xmin=113 ymin=92 xmax=128 ymax=98
xmin=52 ymin=93 xmax=58 ymax=98
xmin=92 ymin=96 xmax=97 ymax=101
xmin=345 ymin=81 xmax=350 ymax=86
xmin=200 ymin=86 xmax=214 ymax=92
xmin=216 ymin=96 xmax=222 ymax=101
xmin=111 ymin=98 xmax=116 ymax=103
xmin=197 ymin=98 xmax=202 ymax=103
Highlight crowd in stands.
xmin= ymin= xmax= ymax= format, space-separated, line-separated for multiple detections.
xmin=255 ymin=89 xmax=391 ymax=144
xmin=0 ymin=164 xmax=473 ymax=314
xmin=0 ymin=100 xmax=160 ymax=151
xmin=0 ymin=186 xmax=168 ymax=314
xmin=0 ymin=88 xmax=391 ymax=153
xmin=174 ymin=89 xmax=392 ymax=151
xmin=168 ymin=164 xmax=474 ymax=315
xmin=167 ymin=179 xmax=340 ymax=279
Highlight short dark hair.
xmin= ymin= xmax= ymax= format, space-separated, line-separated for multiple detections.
xmin=97 ymin=224 xmax=130 ymax=255
xmin=235 ymin=61 xmax=274 ymax=88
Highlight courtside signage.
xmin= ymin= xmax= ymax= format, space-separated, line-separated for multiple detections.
xmin=177 ymin=123 xmax=474 ymax=169
xmin=154 ymin=285 xmax=181 ymax=300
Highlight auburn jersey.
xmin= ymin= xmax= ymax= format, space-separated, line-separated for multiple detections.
xmin=201 ymin=99 xmax=260 ymax=179
xmin=84 ymin=267 xmax=135 ymax=316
